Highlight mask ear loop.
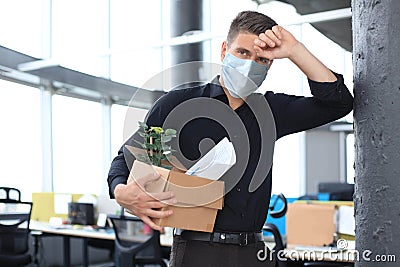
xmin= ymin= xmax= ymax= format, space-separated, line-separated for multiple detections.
xmin=267 ymin=59 xmax=273 ymax=69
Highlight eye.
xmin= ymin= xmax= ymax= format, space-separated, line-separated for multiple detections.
xmin=258 ymin=58 xmax=270 ymax=65
xmin=236 ymin=49 xmax=248 ymax=56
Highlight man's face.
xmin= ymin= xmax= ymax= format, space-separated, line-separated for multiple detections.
xmin=221 ymin=32 xmax=271 ymax=66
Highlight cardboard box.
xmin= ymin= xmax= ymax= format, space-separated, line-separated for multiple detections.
xmin=286 ymin=203 xmax=336 ymax=247
xmin=129 ymin=160 xmax=224 ymax=233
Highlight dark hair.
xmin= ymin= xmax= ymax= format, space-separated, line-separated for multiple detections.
xmin=227 ymin=11 xmax=277 ymax=46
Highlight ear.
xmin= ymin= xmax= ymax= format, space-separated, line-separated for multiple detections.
xmin=221 ymin=41 xmax=228 ymax=62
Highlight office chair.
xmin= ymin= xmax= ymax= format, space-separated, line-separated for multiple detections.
xmin=263 ymin=193 xmax=287 ymax=267
xmin=108 ymin=211 xmax=168 ymax=267
xmin=269 ymin=193 xmax=288 ymax=219
xmin=263 ymin=224 xmax=285 ymax=267
xmin=87 ymin=237 xmax=115 ymax=262
xmin=0 ymin=187 xmax=21 ymax=203
xmin=0 ymin=201 xmax=33 ymax=267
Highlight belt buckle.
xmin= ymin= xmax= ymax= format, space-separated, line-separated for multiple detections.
xmin=239 ymin=233 xmax=248 ymax=246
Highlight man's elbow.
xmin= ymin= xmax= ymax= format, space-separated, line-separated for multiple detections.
xmin=342 ymin=92 xmax=354 ymax=115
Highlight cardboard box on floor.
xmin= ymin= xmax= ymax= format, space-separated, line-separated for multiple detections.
xmin=128 ymin=159 xmax=224 ymax=233
xmin=286 ymin=203 xmax=336 ymax=247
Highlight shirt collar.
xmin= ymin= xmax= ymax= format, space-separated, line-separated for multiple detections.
xmin=209 ymin=75 xmax=226 ymax=98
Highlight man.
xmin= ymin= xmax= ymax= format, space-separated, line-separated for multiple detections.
xmin=108 ymin=11 xmax=353 ymax=266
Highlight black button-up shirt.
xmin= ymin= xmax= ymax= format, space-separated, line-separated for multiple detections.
xmin=108 ymin=74 xmax=353 ymax=233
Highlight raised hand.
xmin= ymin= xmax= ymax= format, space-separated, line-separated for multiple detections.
xmin=254 ymin=25 xmax=336 ymax=82
xmin=253 ymin=25 xmax=301 ymax=60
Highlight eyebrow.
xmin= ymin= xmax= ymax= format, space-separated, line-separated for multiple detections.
xmin=235 ymin=47 xmax=252 ymax=55
xmin=236 ymin=47 xmax=269 ymax=62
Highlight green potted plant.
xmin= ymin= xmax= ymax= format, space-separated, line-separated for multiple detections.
xmin=134 ymin=121 xmax=177 ymax=167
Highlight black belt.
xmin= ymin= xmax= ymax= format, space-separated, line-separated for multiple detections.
xmin=174 ymin=229 xmax=263 ymax=246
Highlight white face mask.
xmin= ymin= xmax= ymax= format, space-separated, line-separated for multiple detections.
xmin=221 ymin=52 xmax=269 ymax=98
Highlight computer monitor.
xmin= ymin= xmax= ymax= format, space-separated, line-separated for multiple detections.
xmin=318 ymin=182 xmax=354 ymax=201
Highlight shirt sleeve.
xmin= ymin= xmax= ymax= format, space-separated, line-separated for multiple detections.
xmin=268 ymin=72 xmax=354 ymax=139
xmin=107 ymin=145 xmax=130 ymax=199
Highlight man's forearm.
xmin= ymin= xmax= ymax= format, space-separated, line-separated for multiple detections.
xmin=288 ymin=42 xmax=337 ymax=83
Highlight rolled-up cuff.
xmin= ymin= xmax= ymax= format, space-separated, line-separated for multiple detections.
xmin=109 ymin=176 xmax=128 ymax=199
xmin=308 ymin=72 xmax=346 ymax=102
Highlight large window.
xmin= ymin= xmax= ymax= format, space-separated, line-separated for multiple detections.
xmin=0 ymin=0 xmax=45 ymax=58
xmin=52 ymin=95 xmax=103 ymax=195
xmin=109 ymin=0 xmax=163 ymax=86
xmin=51 ymin=0 xmax=110 ymax=77
xmin=111 ymin=104 xmax=148 ymax=158
xmin=0 ymin=79 xmax=42 ymax=201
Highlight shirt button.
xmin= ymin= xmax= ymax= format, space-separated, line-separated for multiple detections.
xmin=241 ymin=213 xmax=245 ymax=218
xmin=236 ymin=187 xmax=241 ymax=192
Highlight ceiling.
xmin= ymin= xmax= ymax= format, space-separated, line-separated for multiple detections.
xmin=276 ymin=0 xmax=352 ymax=52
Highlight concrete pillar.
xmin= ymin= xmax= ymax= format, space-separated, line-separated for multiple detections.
xmin=170 ymin=0 xmax=203 ymax=87
xmin=353 ymin=0 xmax=400 ymax=266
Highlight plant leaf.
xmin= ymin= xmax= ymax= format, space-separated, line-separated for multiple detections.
xmin=165 ymin=129 xmax=177 ymax=135
xmin=162 ymin=136 xmax=172 ymax=142
xmin=138 ymin=132 xmax=148 ymax=138
xmin=133 ymin=139 xmax=146 ymax=149
xmin=138 ymin=121 xmax=148 ymax=130
xmin=137 ymin=154 xmax=151 ymax=164
xmin=145 ymin=143 xmax=156 ymax=150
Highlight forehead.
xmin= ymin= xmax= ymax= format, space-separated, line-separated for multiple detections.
xmin=229 ymin=32 xmax=259 ymax=47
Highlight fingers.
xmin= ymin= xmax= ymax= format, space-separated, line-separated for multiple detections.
xmin=253 ymin=45 xmax=274 ymax=60
xmin=253 ymin=25 xmax=289 ymax=60
xmin=116 ymin=173 xmax=176 ymax=233
xmin=272 ymin=25 xmax=283 ymax=40
xmin=266 ymin=28 xmax=282 ymax=46
xmin=127 ymin=205 xmax=174 ymax=232
xmin=144 ymin=208 xmax=173 ymax=219
xmin=140 ymin=215 xmax=165 ymax=232
xmin=254 ymin=25 xmax=284 ymax=48
xmin=143 ymin=199 xmax=176 ymax=209
xmin=258 ymin=31 xmax=281 ymax=48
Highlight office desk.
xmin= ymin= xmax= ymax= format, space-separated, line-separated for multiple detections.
xmin=30 ymin=220 xmax=115 ymax=240
xmin=30 ymin=221 xmax=114 ymax=267
xmin=30 ymin=221 xmax=173 ymax=267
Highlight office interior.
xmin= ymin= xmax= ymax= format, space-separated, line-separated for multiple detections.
xmin=0 ymin=0 xmax=364 ymax=266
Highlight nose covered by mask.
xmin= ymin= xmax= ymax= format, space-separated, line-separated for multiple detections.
xmin=221 ymin=52 xmax=269 ymax=99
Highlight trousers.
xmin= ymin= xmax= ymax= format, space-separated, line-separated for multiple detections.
xmin=169 ymin=235 xmax=276 ymax=267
